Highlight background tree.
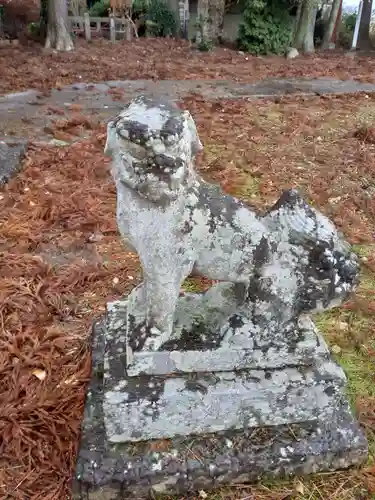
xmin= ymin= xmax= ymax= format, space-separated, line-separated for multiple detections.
xmin=357 ymin=0 xmax=373 ymax=50
xmin=321 ymin=0 xmax=341 ymax=48
xmin=40 ymin=0 xmax=48 ymax=41
xmin=195 ymin=0 xmax=226 ymax=48
xmin=293 ymin=0 xmax=318 ymax=52
xmin=42 ymin=0 xmax=74 ymax=51
xmin=195 ymin=0 xmax=210 ymax=47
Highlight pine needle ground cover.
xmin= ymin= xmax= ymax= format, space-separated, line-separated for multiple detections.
xmin=0 ymin=93 xmax=374 ymax=499
xmin=2 ymin=39 xmax=375 ymax=95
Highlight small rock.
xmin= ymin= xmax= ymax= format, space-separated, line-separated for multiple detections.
xmin=329 ymin=196 xmax=342 ymax=204
xmin=32 ymin=369 xmax=46 ymax=381
xmin=338 ymin=321 xmax=349 ymax=331
xmin=0 ymin=138 xmax=28 ymax=186
xmin=88 ymin=232 xmax=104 ymax=243
xmin=49 ymin=139 xmax=70 ymax=147
xmin=286 ymin=48 xmax=299 ymax=60
xmin=238 ymin=51 xmax=245 ymax=56
xmin=331 ymin=344 xmax=342 ymax=354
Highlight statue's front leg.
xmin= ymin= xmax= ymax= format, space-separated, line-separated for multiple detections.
xmin=127 ymin=259 xmax=194 ymax=352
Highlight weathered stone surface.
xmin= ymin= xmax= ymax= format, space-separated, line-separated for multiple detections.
xmin=107 ymin=296 xmax=329 ymax=376
xmin=0 ymin=137 xmax=28 ymax=185
xmin=73 ymin=96 xmax=367 ymax=498
xmin=72 ymin=320 xmax=368 ymax=499
xmin=104 ymin=301 xmax=347 ymax=442
xmin=104 ymin=96 xmax=359 ymax=355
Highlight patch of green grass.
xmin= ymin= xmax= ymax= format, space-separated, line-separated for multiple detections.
xmin=234 ymin=175 xmax=260 ymax=200
xmin=338 ymin=349 xmax=375 ymax=400
xmin=202 ymin=143 xmax=227 ymax=165
xmin=352 ymin=244 xmax=375 ymax=259
xmin=355 ymin=103 xmax=375 ymax=127
xmin=314 ymin=258 xmax=375 ymax=466
xmin=182 ymin=278 xmax=205 ymax=293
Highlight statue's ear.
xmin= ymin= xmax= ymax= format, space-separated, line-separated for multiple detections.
xmin=104 ymin=121 xmax=117 ymax=157
xmin=183 ymin=111 xmax=203 ymax=156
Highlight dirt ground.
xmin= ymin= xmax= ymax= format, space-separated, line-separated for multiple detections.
xmin=0 ymin=90 xmax=374 ymax=499
xmin=1 ymin=31 xmax=375 ymax=500
xmin=1 ymin=38 xmax=375 ymax=95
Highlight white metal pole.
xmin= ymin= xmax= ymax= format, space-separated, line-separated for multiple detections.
xmin=352 ymin=0 xmax=363 ymax=49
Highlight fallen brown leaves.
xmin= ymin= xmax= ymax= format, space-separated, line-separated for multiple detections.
xmin=186 ymin=93 xmax=375 ymax=246
xmin=0 ymin=124 xmax=141 ymax=499
xmin=354 ymin=125 xmax=375 ymax=144
xmin=185 ymin=92 xmax=375 ymax=499
xmin=2 ymin=39 xmax=375 ymax=95
xmin=0 ymin=93 xmax=375 ymax=499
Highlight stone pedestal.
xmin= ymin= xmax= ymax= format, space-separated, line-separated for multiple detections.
xmin=73 ymin=297 xmax=368 ymax=499
xmin=73 ymin=96 xmax=367 ymax=499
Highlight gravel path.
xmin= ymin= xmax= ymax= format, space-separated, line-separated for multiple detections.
xmin=2 ymin=77 xmax=375 ymax=143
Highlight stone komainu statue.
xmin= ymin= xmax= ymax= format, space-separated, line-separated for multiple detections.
xmin=105 ymin=96 xmax=359 ymax=352
xmin=72 ymin=97 xmax=367 ymax=495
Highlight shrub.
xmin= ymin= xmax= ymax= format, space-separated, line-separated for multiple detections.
xmin=145 ymin=0 xmax=177 ymax=37
xmin=27 ymin=20 xmax=41 ymax=36
xmin=237 ymin=0 xmax=293 ymax=55
xmin=88 ymin=0 xmax=177 ymax=37
xmin=338 ymin=12 xmax=356 ymax=49
xmin=88 ymin=0 xmax=110 ymax=17
xmin=197 ymin=39 xmax=214 ymax=51
xmin=1 ymin=0 xmax=39 ymax=39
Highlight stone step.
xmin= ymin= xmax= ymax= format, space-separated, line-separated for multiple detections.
xmin=103 ymin=358 xmax=347 ymax=443
xmin=73 ymin=319 xmax=368 ymax=499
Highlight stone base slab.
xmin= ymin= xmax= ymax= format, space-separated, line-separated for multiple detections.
xmin=106 ymin=294 xmax=331 ymax=377
xmin=72 ymin=319 xmax=368 ymax=499
xmin=0 ymin=137 xmax=28 ymax=185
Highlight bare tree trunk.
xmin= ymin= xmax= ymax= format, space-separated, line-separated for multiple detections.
xmin=293 ymin=1 xmax=302 ymax=40
xmin=209 ymin=0 xmax=225 ymax=42
xmin=45 ymin=0 xmax=74 ymax=51
xmin=294 ymin=0 xmax=317 ymax=53
xmin=322 ymin=0 xmax=341 ymax=48
xmin=331 ymin=0 xmax=342 ymax=45
xmin=40 ymin=0 xmax=48 ymax=42
xmin=303 ymin=2 xmax=317 ymax=52
xmin=195 ymin=0 xmax=210 ymax=45
xmin=178 ymin=0 xmax=189 ymax=39
xmin=357 ymin=0 xmax=373 ymax=50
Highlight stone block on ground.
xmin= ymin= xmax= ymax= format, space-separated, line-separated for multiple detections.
xmin=0 ymin=137 xmax=28 ymax=185
xmin=286 ymin=48 xmax=299 ymax=59
xmin=72 ymin=319 xmax=367 ymax=499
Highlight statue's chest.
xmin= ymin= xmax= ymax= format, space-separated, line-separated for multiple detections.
xmin=116 ymin=187 xmax=185 ymax=243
